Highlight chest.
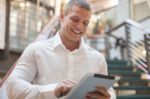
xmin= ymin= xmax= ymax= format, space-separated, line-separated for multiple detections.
xmin=35 ymin=50 xmax=100 ymax=84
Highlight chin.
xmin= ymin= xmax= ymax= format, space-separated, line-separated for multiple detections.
xmin=72 ymin=38 xmax=81 ymax=42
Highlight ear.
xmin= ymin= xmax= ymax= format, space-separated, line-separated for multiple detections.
xmin=60 ymin=12 xmax=65 ymax=22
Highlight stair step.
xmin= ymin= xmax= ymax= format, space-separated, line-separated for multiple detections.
xmin=108 ymin=64 xmax=128 ymax=67
xmin=109 ymin=71 xmax=143 ymax=76
xmin=109 ymin=70 xmax=143 ymax=73
xmin=107 ymin=60 xmax=150 ymax=98
xmin=108 ymin=66 xmax=134 ymax=70
xmin=117 ymin=95 xmax=150 ymax=99
xmin=114 ymin=86 xmax=150 ymax=90
xmin=118 ymin=78 xmax=150 ymax=83
xmin=108 ymin=69 xmax=134 ymax=73
xmin=111 ymin=74 xmax=141 ymax=78
xmin=117 ymin=79 xmax=150 ymax=89
xmin=106 ymin=60 xmax=127 ymax=64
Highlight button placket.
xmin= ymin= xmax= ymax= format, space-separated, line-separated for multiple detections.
xmin=67 ymin=52 xmax=74 ymax=80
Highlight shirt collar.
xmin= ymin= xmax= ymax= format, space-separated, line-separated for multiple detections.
xmin=51 ymin=32 xmax=63 ymax=50
xmin=50 ymin=32 xmax=87 ymax=53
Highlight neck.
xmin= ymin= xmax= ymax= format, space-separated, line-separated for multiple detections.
xmin=64 ymin=41 xmax=80 ymax=51
xmin=62 ymin=38 xmax=80 ymax=51
xmin=60 ymin=34 xmax=80 ymax=51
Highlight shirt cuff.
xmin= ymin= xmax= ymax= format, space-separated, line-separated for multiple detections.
xmin=108 ymin=87 xmax=116 ymax=99
xmin=37 ymin=83 xmax=58 ymax=99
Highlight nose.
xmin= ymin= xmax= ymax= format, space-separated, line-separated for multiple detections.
xmin=75 ymin=23 xmax=84 ymax=32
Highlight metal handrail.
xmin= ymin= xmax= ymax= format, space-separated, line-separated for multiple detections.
xmin=106 ymin=19 xmax=150 ymax=74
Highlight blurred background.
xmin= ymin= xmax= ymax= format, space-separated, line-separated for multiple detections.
xmin=0 ymin=0 xmax=150 ymax=98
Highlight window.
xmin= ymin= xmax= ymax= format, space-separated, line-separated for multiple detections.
xmin=131 ymin=0 xmax=150 ymax=21
xmin=9 ymin=0 xmax=55 ymax=52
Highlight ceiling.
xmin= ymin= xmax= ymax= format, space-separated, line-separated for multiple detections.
xmin=88 ymin=0 xmax=119 ymax=13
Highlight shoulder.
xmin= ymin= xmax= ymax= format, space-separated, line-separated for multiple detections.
xmin=31 ymin=36 xmax=55 ymax=48
xmin=24 ymin=39 xmax=53 ymax=53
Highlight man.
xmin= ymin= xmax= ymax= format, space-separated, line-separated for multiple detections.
xmin=4 ymin=0 xmax=116 ymax=99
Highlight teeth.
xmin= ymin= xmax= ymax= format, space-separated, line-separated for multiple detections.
xmin=73 ymin=30 xmax=80 ymax=34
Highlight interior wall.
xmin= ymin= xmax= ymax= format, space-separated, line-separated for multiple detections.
xmin=0 ymin=0 xmax=6 ymax=50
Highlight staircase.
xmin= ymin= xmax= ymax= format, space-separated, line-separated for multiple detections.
xmin=107 ymin=60 xmax=150 ymax=99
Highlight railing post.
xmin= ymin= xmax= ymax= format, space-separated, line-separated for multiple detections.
xmin=120 ymin=45 xmax=125 ymax=60
xmin=0 ymin=0 xmax=10 ymax=60
xmin=144 ymin=34 xmax=150 ymax=74
xmin=104 ymin=35 xmax=110 ymax=59
xmin=125 ymin=23 xmax=132 ymax=63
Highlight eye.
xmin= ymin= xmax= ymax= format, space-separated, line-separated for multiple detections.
xmin=83 ymin=21 xmax=89 ymax=26
xmin=70 ymin=17 xmax=79 ymax=22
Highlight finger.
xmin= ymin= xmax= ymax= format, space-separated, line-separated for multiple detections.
xmin=85 ymin=95 xmax=95 ymax=99
xmin=56 ymin=80 xmax=76 ymax=97
xmin=86 ymin=91 xmax=100 ymax=98
xmin=66 ymin=80 xmax=76 ymax=84
xmin=96 ymin=86 xmax=110 ymax=97
xmin=60 ymin=83 xmax=73 ymax=95
xmin=63 ymin=80 xmax=76 ymax=86
xmin=62 ymin=81 xmax=74 ymax=90
xmin=86 ymin=91 xmax=109 ymax=99
xmin=56 ymin=85 xmax=68 ymax=97
xmin=61 ymin=84 xmax=67 ymax=91
xmin=62 ymin=80 xmax=75 ymax=89
xmin=63 ymin=84 xmax=72 ymax=93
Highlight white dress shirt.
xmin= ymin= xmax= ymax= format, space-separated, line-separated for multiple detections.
xmin=3 ymin=33 xmax=116 ymax=99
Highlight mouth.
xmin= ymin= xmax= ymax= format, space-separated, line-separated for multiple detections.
xmin=71 ymin=29 xmax=81 ymax=35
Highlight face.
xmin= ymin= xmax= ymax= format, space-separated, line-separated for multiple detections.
xmin=60 ymin=5 xmax=92 ymax=43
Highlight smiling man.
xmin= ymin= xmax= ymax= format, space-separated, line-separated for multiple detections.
xmin=59 ymin=2 xmax=91 ymax=52
xmin=4 ymin=0 xmax=116 ymax=99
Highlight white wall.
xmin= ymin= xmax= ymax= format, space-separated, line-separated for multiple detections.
xmin=0 ymin=0 xmax=6 ymax=49
xmin=115 ymin=0 xmax=130 ymax=24
xmin=140 ymin=18 xmax=150 ymax=29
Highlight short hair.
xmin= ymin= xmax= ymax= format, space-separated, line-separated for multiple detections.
xmin=64 ymin=0 xmax=92 ymax=15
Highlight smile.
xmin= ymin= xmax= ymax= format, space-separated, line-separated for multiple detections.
xmin=71 ymin=29 xmax=81 ymax=35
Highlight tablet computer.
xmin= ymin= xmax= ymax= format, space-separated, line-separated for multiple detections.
xmin=66 ymin=73 xmax=117 ymax=99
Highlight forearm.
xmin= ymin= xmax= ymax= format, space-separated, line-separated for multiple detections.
xmin=6 ymin=77 xmax=57 ymax=99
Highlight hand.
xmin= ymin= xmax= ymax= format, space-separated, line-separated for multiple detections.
xmin=54 ymin=80 xmax=75 ymax=98
xmin=85 ymin=86 xmax=110 ymax=99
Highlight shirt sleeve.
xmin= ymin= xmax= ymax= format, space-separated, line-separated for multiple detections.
xmin=5 ymin=44 xmax=57 ymax=99
xmin=98 ymin=54 xmax=116 ymax=99
xmin=98 ymin=54 xmax=108 ymax=75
